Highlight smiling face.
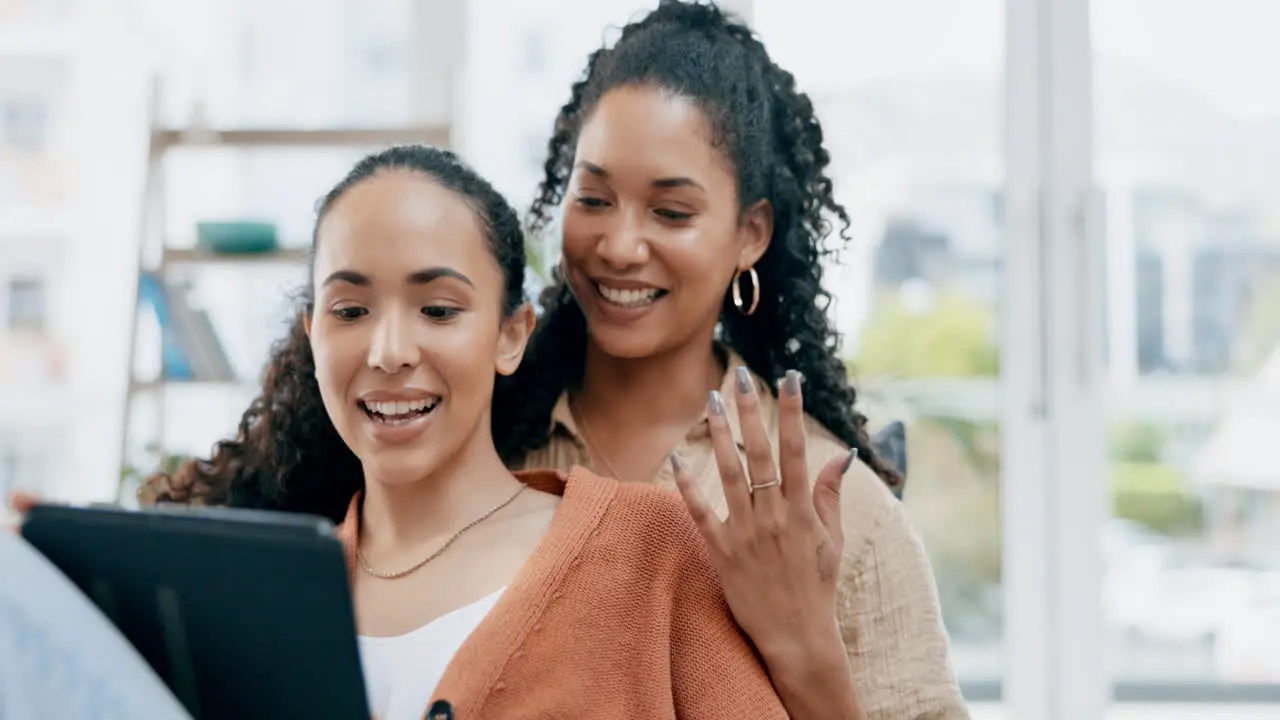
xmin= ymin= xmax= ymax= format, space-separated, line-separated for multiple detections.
xmin=560 ymin=84 xmax=772 ymax=359
xmin=307 ymin=169 xmax=532 ymax=486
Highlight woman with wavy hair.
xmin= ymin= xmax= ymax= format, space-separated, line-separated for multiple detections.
xmin=127 ymin=1 xmax=967 ymax=717
xmin=149 ymin=143 xmax=794 ymax=719
xmin=487 ymin=1 xmax=969 ymax=717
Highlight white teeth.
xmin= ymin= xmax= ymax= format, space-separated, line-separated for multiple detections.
xmin=365 ymin=398 xmax=437 ymax=416
xmin=596 ymin=283 xmax=660 ymax=308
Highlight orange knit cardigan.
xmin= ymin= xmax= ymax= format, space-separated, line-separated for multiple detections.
xmin=335 ymin=467 xmax=789 ymax=720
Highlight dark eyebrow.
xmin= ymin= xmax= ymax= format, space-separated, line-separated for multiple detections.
xmin=321 ymin=270 xmax=370 ymax=287
xmin=321 ymin=267 xmax=473 ymax=288
xmin=576 ymin=161 xmax=609 ymax=178
xmin=575 ymin=161 xmax=704 ymax=192
xmin=407 ymin=267 xmax=473 ymax=287
xmin=652 ymin=177 xmax=703 ymax=191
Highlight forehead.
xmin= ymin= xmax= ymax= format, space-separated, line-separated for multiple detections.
xmin=314 ymin=170 xmax=492 ymax=275
xmin=575 ymin=85 xmax=732 ymax=183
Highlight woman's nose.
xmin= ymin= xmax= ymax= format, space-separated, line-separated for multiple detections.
xmin=596 ymin=208 xmax=650 ymax=269
xmin=366 ymin=312 xmax=419 ymax=373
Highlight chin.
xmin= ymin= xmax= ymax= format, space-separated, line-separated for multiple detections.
xmin=579 ymin=307 xmax=676 ymax=358
xmin=585 ymin=324 xmax=672 ymax=360
xmin=357 ymin=450 xmax=443 ymax=488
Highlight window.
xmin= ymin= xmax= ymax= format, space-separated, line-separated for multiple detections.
xmin=758 ymin=0 xmax=1280 ymax=713
xmin=0 ymin=442 xmax=50 ymax=501
xmin=522 ymin=29 xmax=548 ymax=74
xmin=0 ymin=160 xmax=17 ymax=203
xmin=0 ymin=451 xmax=14 ymax=506
xmin=755 ymin=0 xmax=1006 ymax=689
xmin=1 ymin=100 xmax=50 ymax=152
xmin=26 ymin=0 xmax=75 ymax=19
xmin=8 ymin=276 xmax=46 ymax=332
xmin=1096 ymin=0 xmax=1280 ymax=695
xmin=525 ymin=132 xmax=547 ymax=171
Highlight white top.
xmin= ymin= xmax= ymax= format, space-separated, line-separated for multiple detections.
xmin=0 ymin=533 xmax=192 ymax=720
xmin=357 ymin=588 xmax=504 ymax=720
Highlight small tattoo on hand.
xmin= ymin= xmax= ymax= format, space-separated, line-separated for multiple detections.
xmin=816 ymin=541 xmax=835 ymax=583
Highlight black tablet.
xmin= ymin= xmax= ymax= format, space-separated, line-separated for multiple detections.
xmin=21 ymin=503 xmax=370 ymax=720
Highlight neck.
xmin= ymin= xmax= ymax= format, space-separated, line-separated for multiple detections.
xmin=576 ymin=326 xmax=725 ymax=429
xmin=358 ymin=422 xmax=521 ymax=550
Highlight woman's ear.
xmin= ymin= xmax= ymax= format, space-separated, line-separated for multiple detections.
xmin=303 ymin=308 xmax=313 ymax=337
xmin=737 ymin=199 xmax=773 ymax=268
xmin=494 ymin=302 xmax=536 ymax=376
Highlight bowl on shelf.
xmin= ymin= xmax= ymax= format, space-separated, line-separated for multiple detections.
xmin=195 ymin=221 xmax=279 ymax=255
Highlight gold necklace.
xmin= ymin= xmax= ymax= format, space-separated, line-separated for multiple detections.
xmin=356 ymin=483 xmax=527 ymax=580
xmin=570 ymin=400 xmax=630 ymax=484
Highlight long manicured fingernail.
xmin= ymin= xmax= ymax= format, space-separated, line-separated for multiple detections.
xmin=669 ymin=452 xmax=684 ymax=474
xmin=735 ymin=366 xmax=752 ymax=394
xmin=783 ymin=369 xmax=803 ymax=396
xmin=708 ymin=390 xmax=726 ymax=416
xmin=841 ymin=447 xmax=858 ymax=474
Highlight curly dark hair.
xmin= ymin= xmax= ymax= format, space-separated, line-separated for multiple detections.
xmin=492 ymin=0 xmax=902 ymax=491
xmin=139 ymin=145 xmax=528 ymax=522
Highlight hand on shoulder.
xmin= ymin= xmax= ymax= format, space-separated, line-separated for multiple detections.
xmin=672 ymin=368 xmax=865 ymax=718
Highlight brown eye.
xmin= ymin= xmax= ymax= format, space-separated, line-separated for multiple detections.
xmin=332 ymin=306 xmax=367 ymax=321
xmin=422 ymin=306 xmax=461 ymax=321
xmin=654 ymin=208 xmax=692 ymax=221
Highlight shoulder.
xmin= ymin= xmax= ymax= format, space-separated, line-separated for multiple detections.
xmin=823 ymin=459 xmax=964 ymax=714
xmin=824 ymin=445 xmax=950 ymax=667
xmin=575 ymin=467 xmax=701 ymax=533
xmin=800 ymin=412 xmax=896 ymax=521
xmin=837 ymin=460 xmax=909 ymax=566
xmin=568 ymin=467 xmax=709 ymax=565
xmin=797 ymin=415 xmax=905 ymax=565
xmin=799 ymin=411 xmax=850 ymax=467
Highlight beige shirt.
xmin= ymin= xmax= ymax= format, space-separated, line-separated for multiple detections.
xmin=516 ymin=354 xmax=970 ymax=719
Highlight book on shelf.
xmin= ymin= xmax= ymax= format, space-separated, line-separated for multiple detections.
xmin=136 ymin=272 xmax=236 ymax=383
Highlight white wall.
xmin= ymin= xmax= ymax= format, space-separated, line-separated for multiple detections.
xmin=59 ymin=0 xmax=152 ymax=502
xmin=456 ymin=0 xmax=662 ymax=210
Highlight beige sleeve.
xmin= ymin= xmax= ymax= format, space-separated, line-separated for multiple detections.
xmin=833 ymin=459 xmax=971 ymax=719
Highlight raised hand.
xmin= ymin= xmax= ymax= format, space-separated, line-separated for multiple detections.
xmin=672 ymin=367 xmax=855 ymax=664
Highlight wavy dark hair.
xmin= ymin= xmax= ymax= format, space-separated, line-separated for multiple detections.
xmin=491 ymin=0 xmax=901 ymax=491
xmin=138 ymin=145 xmax=528 ymax=522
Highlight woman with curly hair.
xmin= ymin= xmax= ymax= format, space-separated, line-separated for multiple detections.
xmin=487 ymin=2 xmax=969 ymax=718
xmin=104 ymin=2 xmax=965 ymax=717
xmin=152 ymin=143 xmax=792 ymax=719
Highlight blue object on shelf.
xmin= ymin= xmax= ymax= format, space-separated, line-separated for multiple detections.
xmin=138 ymin=272 xmax=193 ymax=381
xmin=195 ymin=221 xmax=279 ymax=255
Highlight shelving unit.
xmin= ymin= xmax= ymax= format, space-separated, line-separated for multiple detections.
xmin=151 ymin=127 xmax=449 ymax=150
xmin=118 ymin=101 xmax=451 ymax=502
xmin=161 ymin=247 xmax=312 ymax=266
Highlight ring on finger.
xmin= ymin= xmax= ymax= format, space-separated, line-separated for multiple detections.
xmin=749 ymin=479 xmax=782 ymax=492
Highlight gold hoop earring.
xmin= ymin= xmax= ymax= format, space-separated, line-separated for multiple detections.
xmin=732 ymin=267 xmax=760 ymax=316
